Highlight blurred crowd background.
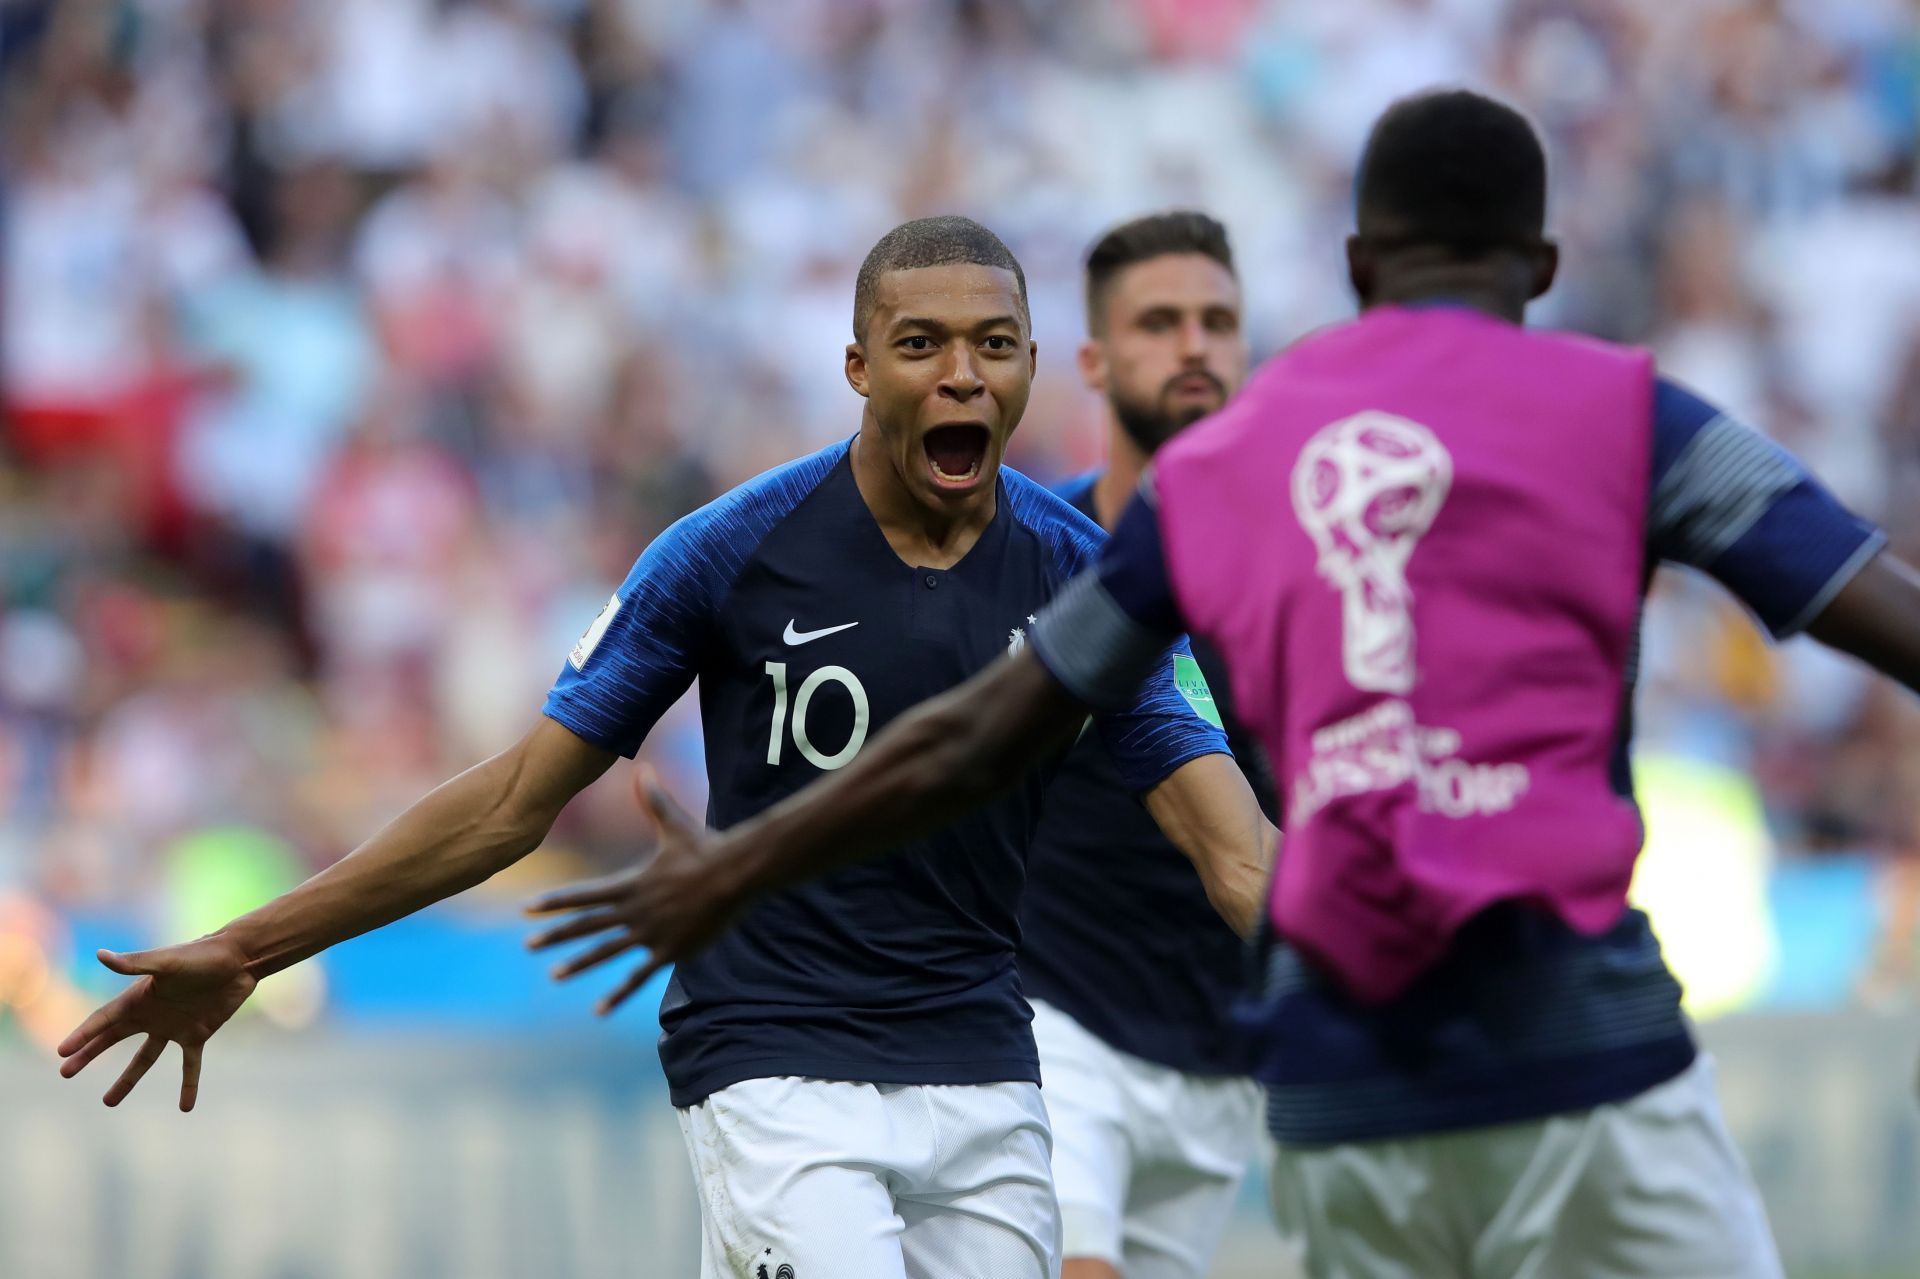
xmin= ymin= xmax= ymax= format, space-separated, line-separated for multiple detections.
xmin=4 ymin=0 xmax=1920 ymax=1040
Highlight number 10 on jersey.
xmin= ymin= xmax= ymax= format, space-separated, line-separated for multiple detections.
xmin=765 ymin=662 xmax=870 ymax=770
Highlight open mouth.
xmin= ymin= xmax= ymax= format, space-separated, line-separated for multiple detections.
xmin=923 ymin=424 xmax=991 ymax=490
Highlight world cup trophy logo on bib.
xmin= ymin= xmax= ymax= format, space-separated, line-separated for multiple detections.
xmin=1290 ymin=411 xmax=1453 ymax=693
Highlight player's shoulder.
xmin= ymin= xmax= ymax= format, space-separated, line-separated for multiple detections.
xmin=1506 ymin=325 xmax=1659 ymax=399
xmin=1649 ymin=374 xmax=1727 ymax=437
xmin=1646 ymin=373 xmax=1793 ymax=490
xmin=1000 ymin=464 xmax=1107 ymax=572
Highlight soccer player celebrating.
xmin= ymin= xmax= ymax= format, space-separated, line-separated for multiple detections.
xmin=57 ymin=217 xmax=1274 ymax=1279
xmin=561 ymin=93 xmax=1920 ymax=1277
xmin=1021 ymin=211 xmax=1274 ymax=1279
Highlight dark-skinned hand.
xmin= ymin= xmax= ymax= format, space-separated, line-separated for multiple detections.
xmin=525 ymin=766 xmax=746 ymax=1014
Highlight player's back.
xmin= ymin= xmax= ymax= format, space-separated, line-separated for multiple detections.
xmin=1141 ymin=301 xmax=1880 ymax=1148
xmin=1156 ymin=305 xmax=1655 ymax=1003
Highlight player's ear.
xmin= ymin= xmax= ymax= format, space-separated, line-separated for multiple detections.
xmin=1077 ymin=337 xmax=1108 ymax=395
xmin=1027 ymin=339 xmax=1038 ymax=381
xmin=845 ymin=342 xmax=870 ymax=398
xmin=1528 ymin=238 xmax=1559 ymax=301
xmin=1346 ymin=234 xmax=1375 ymax=307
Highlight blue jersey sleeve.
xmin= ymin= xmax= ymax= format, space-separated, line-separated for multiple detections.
xmin=543 ymin=516 xmax=720 ymax=757
xmin=1006 ymin=471 xmax=1225 ymax=792
xmin=1648 ymin=378 xmax=1885 ymax=636
xmin=1092 ymin=637 xmax=1233 ymax=793
xmin=544 ymin=440 xmax=846 ymax=756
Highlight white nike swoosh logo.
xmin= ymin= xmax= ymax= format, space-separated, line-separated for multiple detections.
xmin=783 ymin=620 xmax=860 ymax=645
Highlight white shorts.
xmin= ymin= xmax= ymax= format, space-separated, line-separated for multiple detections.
xmin=1033 ymin=998 xmax=1265 ymax=1278
xmin=675 ymin=1076 xmax=1060 ymax=1279
xmin=1266 ymin=1054 xmax=1784 ymax=1279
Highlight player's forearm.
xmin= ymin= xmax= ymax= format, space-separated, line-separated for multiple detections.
xmin=1143 ymin=753 xmax=1276 ymax=938
xmin=1806 ymin=550 xmax=1920 ymax=694
xmin=217 ymin=754 xmax=548 ymax=978
xmin=220 ymin=724 xmax=610 ymax=978
xmin=716 ymin=652 xmax=1085 ymax=902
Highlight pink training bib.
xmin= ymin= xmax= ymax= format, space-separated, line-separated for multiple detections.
xmin=1154 ymin=305 xmax=1654 ymax=1001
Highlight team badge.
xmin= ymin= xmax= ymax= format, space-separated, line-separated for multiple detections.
xmin=1008 ymin=613 xmax=1037 ymax=656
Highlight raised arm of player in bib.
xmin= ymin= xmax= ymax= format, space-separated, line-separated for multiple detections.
xmin=524 ymin=417 xmax=1920 ymax=1002
xmin=525 ymin=661 xmax=1269 ymax=1010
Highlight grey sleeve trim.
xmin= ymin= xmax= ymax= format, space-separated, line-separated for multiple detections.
xmin=1028 ymin=571 xmax=1174 ymax=710
xmin=1778 ymin=530 xmax=1887 ymax=638
xmin=1650 ymin=414 xmax=1801 ymax=566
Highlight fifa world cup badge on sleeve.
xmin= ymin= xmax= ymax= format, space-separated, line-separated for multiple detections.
xmin=570 ymin=593 xmax=621 ymax=671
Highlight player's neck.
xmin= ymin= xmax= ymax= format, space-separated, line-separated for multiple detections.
xmin=1367 ymin=273 xmax=1528 ymax=324
xmin=1092 ymin=418 xmax=1151 ymax=534
xmin=850 ymin=430 xmax=997 ymax=569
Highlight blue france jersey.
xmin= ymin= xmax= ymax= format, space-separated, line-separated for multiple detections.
xmin=1018 ymin=474 xmax=1275 ymax=1077
xmin=543 ymin=441 xmax=1229 ymax=1106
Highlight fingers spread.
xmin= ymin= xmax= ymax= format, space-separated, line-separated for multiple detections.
xmin=596 ymin=957 xmax=665 ymax=1016
xmin=524 ymin=876 xmax=629 ymax=917
xmin=525 ymin=909 xmax=625 ymax=952
xmin=58 ymin=986 xmax=142 ymax=1058
xmin=59 ymin=1024 xmax=139 ymax=1078
xmin=104 ymin=1034 xmax=167 ymax=1108
xmin=551 ymin=931 xmax=641 ymax=981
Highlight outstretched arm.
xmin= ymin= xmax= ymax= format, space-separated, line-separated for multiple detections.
xmin=529 ymin=649 xmax=1274 ymax=1009
xmin=62 ymin=480 xmax=747 ymax=1107
xmin=711 ymin=649 xmax=1085 ymax=893
xmin=59 ymin=718 xmax=615 ymax=1109
xmin=218 ymin=718 xmax=614 ymax=976
xmin=527 ymin=650 xmax=1092 ymax=1009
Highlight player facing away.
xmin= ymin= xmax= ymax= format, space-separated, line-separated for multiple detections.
xmin=57 ymin=216 xmax=1276 ymax=1279
xmin=538 ymin=92 xmax=1920 ymax=1278
xmin=1021 ymin=211 xmax=1274 ymax=1279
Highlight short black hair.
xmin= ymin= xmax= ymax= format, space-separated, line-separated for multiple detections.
xmin=1355 ymin=89 xmax=1547 ymax=255
xmin=1083 ymin=210 xmax=1236 ymax=332
xmin=852 ymin=216 xmax=1029 ymax=342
